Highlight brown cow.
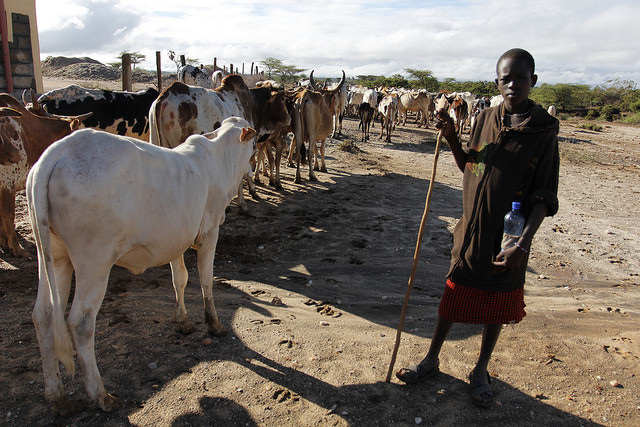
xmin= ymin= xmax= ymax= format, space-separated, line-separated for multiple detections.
xmin=0 ymin=94 xmax=90 ymax=257
xmin=287 ymin=70 xmax=346 ymax=183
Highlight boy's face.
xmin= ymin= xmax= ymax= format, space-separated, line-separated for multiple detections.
xmin=495 ymin=56 xmax=537 ymax=114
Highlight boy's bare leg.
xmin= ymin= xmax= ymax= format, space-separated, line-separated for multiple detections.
xmin=470 ymin=324 xmax=502 ymax=404
xmin=419 ymin=315 xmax=453 ymax=369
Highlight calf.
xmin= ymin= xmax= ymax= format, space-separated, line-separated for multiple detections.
xmin=358 ymin=102 xmax=374 ymax=142
xmin=28 ymin=117 xmax=256 ymax=415
xmin=0 ymin=94 xmax=89 ymax=257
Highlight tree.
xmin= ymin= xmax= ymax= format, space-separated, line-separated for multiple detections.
xmin=118 ymin=50 xmax=145 ymax=70
xmin=259 ymin=57 xmax=305 ymax=85
xmin=260 ymin=57 xmax=283 ymax=79
xmin=405 ymin=68 xmax=439 ymax=92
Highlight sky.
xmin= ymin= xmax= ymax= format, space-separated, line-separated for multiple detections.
xmin=35 ymin=0 xmax=640 ymax=87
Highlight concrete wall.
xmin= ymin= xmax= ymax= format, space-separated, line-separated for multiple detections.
xmin=0 ymin=0 xmax=42 ymax=97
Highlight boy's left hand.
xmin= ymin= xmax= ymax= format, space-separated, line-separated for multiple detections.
xmin=493 ymin=246 xmax=526 ymax=271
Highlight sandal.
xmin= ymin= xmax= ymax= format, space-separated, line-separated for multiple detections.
xmin=395 ymin=359 xmax=440 ymax=384
xmin=469 ymin=369 xmax=493 ymax=408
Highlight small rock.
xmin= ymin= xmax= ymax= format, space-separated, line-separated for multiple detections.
xmin=201 ymin=337 xmax=212 ymax=346
xmin=148 ymin=362 xmax=157 ymax=370
xmin=610 ymin=380 xmax=620 ymax=387
xmin=539 ymin=274 xmax=546 ymax=279
xmin=271 ymin=297 xmax=283 ymax=306
xmin=257 ymin=245 xmax=265 ymax=250
xmin=151 ymin=384 xmax=159 ymax=390
xmin=415 ymin=417 xmax=423 ymax=424
xmin=320 ymin=321 xmax=330 ymax=326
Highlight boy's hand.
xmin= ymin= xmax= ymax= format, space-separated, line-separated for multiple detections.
xmin=493 ymin=245 xmax=526 ymax=271
xmin=434 ymin=109 xmax=457 ymax=141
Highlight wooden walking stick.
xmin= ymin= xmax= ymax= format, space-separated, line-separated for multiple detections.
xmin=385 ymin=130 xmax=444 ymax=382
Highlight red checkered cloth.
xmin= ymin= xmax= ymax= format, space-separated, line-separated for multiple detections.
xmin=438 ymin=279 xmax=526 ymax=324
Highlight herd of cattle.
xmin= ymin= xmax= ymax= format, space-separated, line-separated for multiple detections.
xmin=0 ymin=66 xmax=500 ymax=414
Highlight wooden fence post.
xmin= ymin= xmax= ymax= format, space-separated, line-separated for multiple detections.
xmin=155 ymin=51 xmax=162 ymax=91
xmin=213 ymin=58 xmax=217 ymax=71
xmin=122 ymin=53 xmax=132 ymax=91
xmin=251 ymin=62 xmax=254 ymax=75
xmin=180 ymin=55 xmax=185 ymax=67
xmin=230 ymin=63 xmax=234 ymax=74
xmin=242 ymin=63 xmax=244 ymax=75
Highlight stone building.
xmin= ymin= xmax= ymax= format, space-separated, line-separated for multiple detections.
xmin=0 ymin=0 xmax=43 ymax=97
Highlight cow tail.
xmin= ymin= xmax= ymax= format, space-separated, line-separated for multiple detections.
xmin=149 ymin=98 xmax=164 ymax=146
xmin=26 ymin=152 xmax=75 ymax=377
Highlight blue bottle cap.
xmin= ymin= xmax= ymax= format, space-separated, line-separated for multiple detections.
xmin=512 ymin=201 xmax=521 ymax=210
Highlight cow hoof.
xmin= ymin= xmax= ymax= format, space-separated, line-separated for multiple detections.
xmin=51 ymin=397 xmax=85 ymax=417
xmin=209 ymin=324 xmax=228 ymax=337
xmin=175 ymin=321 xmax=194 ymax=335
xmin=309 ymin=175 xmax=318 ymax=182
xmin=251 ymin=192 xmax=261 ymax=201
xmin=98 ymin=393 xmax=123 ymax=412
xmin=320 ymin=167 xmax=328 ymax=173
xmin=313 ymin=165 xmax=320 ymax=171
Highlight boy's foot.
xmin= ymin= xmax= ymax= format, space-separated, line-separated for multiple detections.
xmin=469 ymin=369 xmax=493 ymax=408
xmin=395 ymin=359 xmax=439 ymax=384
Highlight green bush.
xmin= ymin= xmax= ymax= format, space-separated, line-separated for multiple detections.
xmin=578 ymin=123 xmax=603 ymax=132
xmin=599 ymin=105 xmax=621 ymax=121
xmin=585 ymin=109 xmax=599 ymax=120
xmin=622 ymin=112 xmax=640 ymax=125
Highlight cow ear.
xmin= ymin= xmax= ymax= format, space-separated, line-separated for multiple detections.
xmin=0 ymin=107 xmax=22 ymax=117
xmin=240 ymin=127 xmax=256 ymax=142
xmin=69 ymin=118 xmax=81 ymax=131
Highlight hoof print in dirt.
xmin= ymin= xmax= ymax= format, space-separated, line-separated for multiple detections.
xmin=272 ymin=388 xmax=299 ymax=403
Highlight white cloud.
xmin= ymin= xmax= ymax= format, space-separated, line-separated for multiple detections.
xmin=36 ymin=0 xmax=640 ymax=86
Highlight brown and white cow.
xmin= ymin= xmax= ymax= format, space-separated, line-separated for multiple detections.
xmin=0 ymin=109 xmax=21 ymax=165
xmin=287 ymin=70 xmax=346 ymax=183
xmin=28 ymin=117 xmax=255 ymax=415
xmin=149 ymin=75 xmax=290 ymax=210
xmin=0 ymin=94 xmax=90 ymax=257
xmin=33 ymin=85 xmax=159 ymax=141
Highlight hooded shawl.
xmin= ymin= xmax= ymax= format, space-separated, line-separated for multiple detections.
xmin=447 ymin=101 xmax=560 ymax=292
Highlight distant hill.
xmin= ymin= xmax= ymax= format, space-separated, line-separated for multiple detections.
xmin=41 ymin=56 xmax=167 ymax=83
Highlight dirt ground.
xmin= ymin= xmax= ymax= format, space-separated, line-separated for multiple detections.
xmin=1 ymin=78 xmax=639 ymax=426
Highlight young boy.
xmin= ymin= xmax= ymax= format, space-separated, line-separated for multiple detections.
xmin=395 ymin=48 xmax=560 ymax=408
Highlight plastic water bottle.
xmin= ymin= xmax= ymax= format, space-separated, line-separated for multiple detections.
xmin=501 ymin=201 xmax=525 ymax=251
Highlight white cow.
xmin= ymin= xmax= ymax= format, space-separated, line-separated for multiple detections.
xmin=212 ymin=70 xmax=224 ymax=88
xmin=28 ymin=117 xmax=256 ymax=415
xmin=378 ymin=93 xmax=398 ymax=143
xmin=178 ymin=64 xmax=213 ymax=88
xmin=490 ymin=94 xmax=504 ymax=107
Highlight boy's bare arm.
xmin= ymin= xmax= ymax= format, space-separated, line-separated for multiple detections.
xmin=494 ymin=202 xmax=548 ymax=270
xmin=435 ymin=109 xmax=467 ymax=172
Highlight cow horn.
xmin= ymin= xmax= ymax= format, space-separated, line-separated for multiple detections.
xmin=21 ymin=89 xmax=30 ymax=105
xmin=309 ymin=70 xmax=321 ymax=91
xmin=71 ymin=112 xmax=93 ymax=122
xmin=331 ymin=70 xmax=346 ymax=94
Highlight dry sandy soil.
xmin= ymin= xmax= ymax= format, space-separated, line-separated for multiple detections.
xmin=1 ymin=78 xmax=639 ymax=426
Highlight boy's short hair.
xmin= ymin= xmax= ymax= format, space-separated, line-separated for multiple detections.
xmin=496 ymin=48 xmax=535 ymax=76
